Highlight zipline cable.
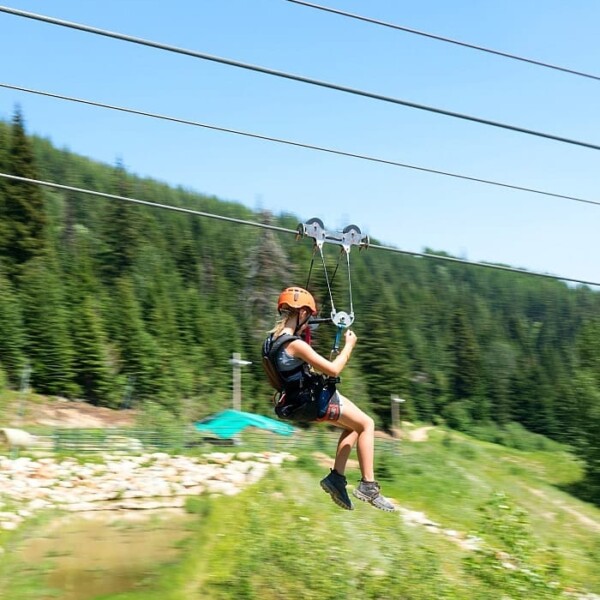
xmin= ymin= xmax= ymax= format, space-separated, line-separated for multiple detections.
xmin=286 ymin=0 xmax=600 ymax=82
xmin=1 ymin=5 xmax=599 ymax=151
xmin=1 ymin=171 xmax=599 ymax=288
xmin=0 ymin=172 xmax=294 ymax=236
xmin=2 ymin=82 xmax=599 ymax=209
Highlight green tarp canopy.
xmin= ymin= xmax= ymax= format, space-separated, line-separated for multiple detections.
xmin=194 ymin=409 xmax=296 ymax=440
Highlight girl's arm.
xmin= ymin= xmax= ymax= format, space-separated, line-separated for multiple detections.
xmin=287 ymin=330 xmax=356 ymax=378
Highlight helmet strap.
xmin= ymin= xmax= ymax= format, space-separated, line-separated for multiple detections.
xmin=294 ymin=310 xmax=311 ymax=336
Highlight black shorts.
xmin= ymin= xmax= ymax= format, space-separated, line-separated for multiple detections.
xmin=275 ymin=382 xmax=341 ymax=423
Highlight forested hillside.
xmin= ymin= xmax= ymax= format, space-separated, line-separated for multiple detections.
xmin=1 ymin=108 xmax=599 ymax=502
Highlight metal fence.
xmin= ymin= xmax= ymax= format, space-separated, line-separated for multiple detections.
xmin=15 ymin=426 xmax=401 ymax=458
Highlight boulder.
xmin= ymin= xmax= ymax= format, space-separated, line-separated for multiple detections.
xmin=0 ymin=428 xmax=37 ymax=451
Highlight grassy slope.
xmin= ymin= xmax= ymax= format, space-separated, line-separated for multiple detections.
xmin=1 ymin=390 xmax=598 ymax=598
xmin=384 ymin=429 xmax=600 ymax=587
xmin=87 ymin=428 xmax=600 ymax=600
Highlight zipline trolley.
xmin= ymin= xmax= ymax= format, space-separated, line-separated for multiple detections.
xmin=297 ymin=217 xmax=369 ymax=354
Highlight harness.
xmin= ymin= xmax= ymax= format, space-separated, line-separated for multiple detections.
xmin=262 ymin=333 xmax=304 ymax=393
xmin=262 ymin=332 xmax=329 ymax=421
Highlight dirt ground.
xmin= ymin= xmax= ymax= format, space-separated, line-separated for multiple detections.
xmin=5 ymin=398 xmax=137 ymax=429
xmin=408 ymin=425 xmax=435 ymax=442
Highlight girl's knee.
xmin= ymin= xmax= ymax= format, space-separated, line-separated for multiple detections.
xmin=339 ymin=398 xmax=375 ymax=433
xmin=353 ymin=414 xmax=374 ymax=434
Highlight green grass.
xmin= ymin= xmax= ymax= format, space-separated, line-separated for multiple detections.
xmin=95 ymin=470 xmax=469 ymax=600
xmin=0 ymin=388 xmax=48 ymax=413
xmin=0 ymin=510 xmax=62 ymax=600
xmin=73 ymin=430 xmax=599 ymax=599
xmin=1 ymin=425 xmax=599 ymax=599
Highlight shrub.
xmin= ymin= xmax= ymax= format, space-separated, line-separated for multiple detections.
xmin=442 ymin=400 xmax=473 ymax=432
xmin=135 ymin=401 xmax=186 ymax=452
xmin=464 ymin=492 xmax=563 ymax=598
xmin=459 ymin=421 xmax=564 ymax=453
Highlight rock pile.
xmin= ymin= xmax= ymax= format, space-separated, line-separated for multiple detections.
xmin=0 ymin=451 xmax=295 ymax=530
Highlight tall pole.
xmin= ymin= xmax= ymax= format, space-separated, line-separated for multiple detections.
xmin=232 ymin=352 xmax=242 ymax=411
xmin=390 ymin=396 xmax=405 ymax=439
xmin=230 ymin=353 xmax=252 ymax=412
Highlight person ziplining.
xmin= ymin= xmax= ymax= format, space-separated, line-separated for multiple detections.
xmin=262 ymin=218 xmax=395 ymax=512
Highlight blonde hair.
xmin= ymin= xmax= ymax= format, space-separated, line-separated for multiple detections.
xmin=269 ymin=307 xmax=298 ymax=337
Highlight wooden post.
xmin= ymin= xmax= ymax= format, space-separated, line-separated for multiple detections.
xmin=232 ymin=353 xmax=242 ymax=411
xmin=390 ymin=396 xmax=405 ymax=439
xmin=230 ymin=353 xmax=252 ymax=412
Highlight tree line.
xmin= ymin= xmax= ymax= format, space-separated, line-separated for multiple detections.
xmin=0 ymin=107 xmax=599 ymax=502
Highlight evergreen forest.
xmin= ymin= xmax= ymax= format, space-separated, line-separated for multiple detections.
xmin=1 ymin=108 xmax=599 ymax=503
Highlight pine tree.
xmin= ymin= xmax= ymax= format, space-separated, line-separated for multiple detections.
xmin=60 ymin=169 xmax=80 ymax=248
xmin=71 ymin=296 xmax=116 ymax=406
xmin=112 ymin=276 xmax=161 ymax=402
xmin=572 ymin=318 xmax=600 ymax=502
xmin=18 ymin=256 xmax=76 ymax=396
xmin=98 ymin=160 xmax=146 ymax=279
xmin=484 ymin=340 xmax=517 ymax=425
xmin=3 ymin=108 xmax=48 ymax=275
xmin=449 ymin=306 xmax=483 ymax=402
xmin=357 ymin=291 xmax=410 ymax=426
xmin=576 ymin=317 xmax=600 ymax=376
xmin=244 ymin=211 xmax=293 ymax=336
xmin=0 ymin=122 xmax=9 ymax=253
xmin=0 ymin=270 xmax=26 ymax=384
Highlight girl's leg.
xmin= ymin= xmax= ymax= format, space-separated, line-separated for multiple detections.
xmin=333 ymin=428 xmax=358 ymax=475
xmin=334 ymin=395 xmax=375 ymax=481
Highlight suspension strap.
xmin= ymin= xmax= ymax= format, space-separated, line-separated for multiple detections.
xmin=305 ymin=247 xmax=316 ymax=290
xmin=304 ymin=243 xmax=338 ymax=326
xmin=306 ymin=245 xmax=344 ymax=322
xmin=345 ymin=250 xmax=354 ymax=322
xmin=318 ymin=244 xmax=337 ymax=320
xmin=297 ymin=218 xmax=368 ymax=331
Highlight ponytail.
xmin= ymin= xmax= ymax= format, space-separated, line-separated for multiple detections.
xmin=269 ymin=308 xmax=298 ymax=337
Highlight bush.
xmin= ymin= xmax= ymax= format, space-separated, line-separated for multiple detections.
xmin=490 ymin=422 xmax=561 ymax=452
xmin=374 ymin=448 xmax=397 ymax=482
xmin=464 ymin=492 xmax=563 ymax=598
xmin=135 ymin=401 xmax=186 ymax=452
xmin=291 ymin=453 xmax=322 ymax=476
xmin=442 ymin=400 xmax=473 ymax=432
xmin=185 ymin=495 xmax=213 ymax=518
xmin=465 ymin=422 xmax=499 ymax=444
xmin=458 ymin=421 xmax=563 ymax=453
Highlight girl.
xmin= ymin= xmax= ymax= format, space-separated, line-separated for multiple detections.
xmin=263 ymin=286 xmax=394 ymax=512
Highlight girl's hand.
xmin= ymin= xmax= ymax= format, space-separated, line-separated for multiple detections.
xmin=345 ymin=329 xmax=357 ymax=348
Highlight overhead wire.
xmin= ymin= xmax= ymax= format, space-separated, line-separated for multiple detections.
xmin=2 ymin=82 xmax=599 ymax=209
xmin=1 ymin=5 xmax=600 ymax=151
xmin=1 ymin=171 xmax=599 ymax=288
xmin=286 ymin=0 xmax=600 ymax=82
xmin=0 ymin=172 xmax=293 ymax=235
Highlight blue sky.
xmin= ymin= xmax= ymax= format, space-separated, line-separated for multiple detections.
xmin=1 ymin=0 xmax=599 ymax=283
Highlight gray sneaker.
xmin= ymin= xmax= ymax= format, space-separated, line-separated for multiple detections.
xmin=320 ymin=469 xmax=353 ymax=510
xmin=353 ymin=479 xmax=395 ymax=512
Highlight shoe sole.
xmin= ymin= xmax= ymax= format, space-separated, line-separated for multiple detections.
xmin=352 ymin=489 xmax=396 ymax=512
xmin=320 ymin=480 xmax=353 ymax=510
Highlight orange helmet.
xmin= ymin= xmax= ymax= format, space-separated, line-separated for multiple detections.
xmin=277 ymin=287 xmax=317 ymax=315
